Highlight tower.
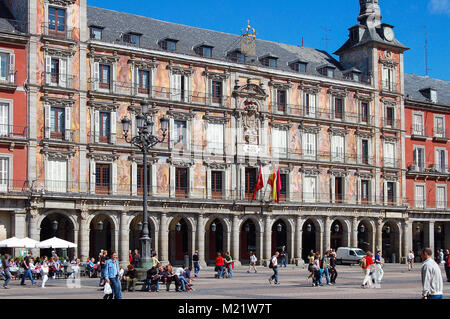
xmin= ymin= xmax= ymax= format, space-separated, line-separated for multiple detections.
xmin=358 ymin=0 xmax=382 ymax=28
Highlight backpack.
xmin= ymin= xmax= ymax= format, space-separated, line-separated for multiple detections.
xmin=268 ymin=259 xmax=274 ymax=268
xmin=359 ymin=257 xmax=367 ymax=269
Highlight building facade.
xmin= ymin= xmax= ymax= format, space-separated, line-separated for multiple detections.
xmin=0 ymin=0 xmax=448 ymax=265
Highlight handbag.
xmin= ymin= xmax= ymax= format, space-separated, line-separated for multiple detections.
xmin=104 ymin=282 xmax=112 ymax=295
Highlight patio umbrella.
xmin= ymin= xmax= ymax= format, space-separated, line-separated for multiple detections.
xmin=18 ymin=237 xmax=40 ymax=248
xmin=35 ymin=237 xmax=77 ymax=249
xmin=0 ymin=237 xmax=21 ymax=248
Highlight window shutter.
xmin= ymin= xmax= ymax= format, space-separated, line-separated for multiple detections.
xmin=280 ymin=130 xmax=287 ymax=154
xmin=382 ymin=68 xmax=388 ymax=87
xmin=216 ymin=124 xmax=223 ymax=153
xmin=0 ymin=158 xmax=7 ymax=191
xmin=94 ymin=110 xmax=99 ymax=143
xmin=64 ymin=106 xmax=71 ymax=141
xmin=110 ymin=111 xmax=116 ymax=144
xmin=173 ymin=121 xmax=179 ymax=143
xmin=45 ymin=56 xmax=52 ymax=85
xmin=44 ymin=103 xmax=51 ymax=139
xmin=111 ymin=64 xmax=116 ymax=93
xmin=9 ymin=54 xmax=14 ymax=83
xmin=172 ymin=74 xmax=181 ymax=101
xmin=93 ymin=62 xmax=99 ymax=90
xmin=0 ymin=103 xmax=8 ymax=136
xmin=111 ymin=163 xmax=117 ymax=194
xmin=59 ymin=58 xmax=67 ymax=87
xmin=435 ymin=149 xmax=439 ymax=170
xmin=309 ymin=94 xmax=316 ymax=115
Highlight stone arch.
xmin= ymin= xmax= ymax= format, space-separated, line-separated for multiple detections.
xmin=168 ymin=215 xmax=195 ymax=266
xmin=128 ymin=213 xmax=158 ymax=254
xmin=301 ymin=217 xmax=323 ymax=261
xmin=39 ymin=210 xmax=77 ymax=259
xmin=239 ymin=216 xmax=263 ymax=263
xmin=330 ymin=218 xmax=351 ymax=249
xmin=89 ymin=212 xmax=117 ymax=259
xmin=204 ymin=215 xmax=231 ymax=264
xmin=357 ymin=219 xmax=375 ymax=253
xmin=36 ymin=209 xmax=79 ymax=232
xmin=381 ymin=220 xmax=401 ymax=263
xmin=270 ymin=217 xmax=295 ymax=263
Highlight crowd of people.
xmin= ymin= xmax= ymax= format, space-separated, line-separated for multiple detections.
xmin=305 ymin=250 xmax=338 ymax=287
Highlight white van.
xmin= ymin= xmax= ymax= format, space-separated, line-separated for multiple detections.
xmin=336 ymin=247 xmax=367 ymax=265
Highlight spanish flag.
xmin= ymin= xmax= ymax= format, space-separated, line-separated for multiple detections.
xmin=252 ymin=166 xmax=264 ymax=201
xmin=267 ymin=168 xmax=282 ymax=203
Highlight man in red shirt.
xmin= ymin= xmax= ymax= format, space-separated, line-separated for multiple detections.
xmin=361 ymin=251 xmax=374 ymax=288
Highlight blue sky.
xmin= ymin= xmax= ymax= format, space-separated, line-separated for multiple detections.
xmin=88 ymin=0 xmax=450 ymax=81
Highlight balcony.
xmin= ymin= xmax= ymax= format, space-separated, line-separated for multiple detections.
xmin=0 ymin=70 xmax=18 ymax=91
xmin=407 ymin=162 xmax=450 ymax=177
xmin=411 ymin=124 xmax=427 ymax=140
xmin=407 ymin=198 xmax=449 ymax=210
xmin=41 ymin=23 xmax=77 ymax=42
xmin=433 ymin=128 xmax=450 ymax=143
xmin=381 ymin=81 xmax=399 ymax=93
xmin=383 ymin=157 xmax=401 ymax=169
xmin=382 ymin=117 xmax=401 ymax=130
xmin=42 ymin=72 xmax=76 ymax=90
xmin=0 ymin=124 xmax=27 ymax=139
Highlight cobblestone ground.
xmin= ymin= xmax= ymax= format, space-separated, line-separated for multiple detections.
xmin=0 ymin=264 xmax=449 ymax=299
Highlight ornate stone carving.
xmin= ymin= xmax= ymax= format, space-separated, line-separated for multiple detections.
xmin=202 ymin=114 xmax=229 ymax=124
xmin=242 ymin=100 xmax=260 ymax=145
xmin=355 ymin=129 xmax=374 ymax=138
xmin=167 ymin=110 xmax=194 ymax=121
xmin=299 ymin=83 xmax=321 ymax=94
xmin=42 ymin=95 xmax=75 ymax=107
xmin=381 ymin=134 xmax=398 ymax=142
xmin=328 ymin=86 xmax=348 ymax=97
xmin=167 ymin=158 xmax=194 ymax=167
xmin=329 ymin=168 xmax=349 ymax=177
xmin=48 ymin=0 xmax=76 ymax=6
xmin=379 ymin=57 xmax=398 ymax=69
xmin=268 ymin=79 xmax=292 ymax=90
xmin=204 ymin=161 xmax=230 ymax=169
xmin=383 ymin=174 xmax=399 ymax=181
xmin=381 ymin=98 xmax=397 ymax=107
xmin=41 ymin=145 xmax=75 ymax=160
xmin=29 ymin=208 xmax=39 ymax=218
xmin=87 ymin=152 xmax=119 ymax=162
xmin=129 ymin=154 xmax=158 ymax=164
xmin=269 ymin=121 xmax=292 ymax=130
xmin=233 ymin=82 xmax=267 ymax=100
xmin=355 ymin=92 xmax=373 ymax=102
xmin=328 ymin=127 xmax=348 ymax=137
xmin=300 ymin=167 xmax=321 ymax=175
xmin=204 ymin=70 xmax=230 ymax=80
xmin=167 ymin=64 xmax=194 ymax=76
xmin=80 ymin=209 xmax=89 ymax=220
xmin=42 ymin=44 xmax=75 ymax=58
xmin=298 ymin=124 xmax=321 ymax=134
xmin=128 ymin=56 xmax=158 ymax=70
xmin=88 ymin=100 xmax=119 ymax=112
xmin=355 ymin=171 xmax=374 ymax=179
xmin=88 ymin=50 xmax=119 ymax=64
xmin=280 ymin=164 xmax=294 ymax=174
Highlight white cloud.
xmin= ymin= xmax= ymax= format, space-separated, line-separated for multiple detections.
xmin=428 ymin=0 xmax=450 ymax=15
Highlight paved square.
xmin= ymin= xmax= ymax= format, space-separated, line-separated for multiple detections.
xmin=0 ymin=264 xmax=448 ymax=299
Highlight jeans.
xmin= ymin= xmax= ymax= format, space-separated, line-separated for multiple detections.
xmin=374 ymin=264 xmax=384 ymax=285
xmin=281 ymin=257 xmax=287 ymax=267
xmin=21 ymin=269 xmax=35 ymax=285
xmin=329 ymin=267 xmax=337 ymax=283
xmin=444 ymin=266 xmax=450 ymax=282
xmin=109 ymin=276 xmax=122 ymax=299
xmin=313 ymin=269 xmax=321 ymax=286
xmin=224 ymin=266 xmax=233 ymax=278
xmin=428 ymin=294 xmax=443 ymax=299
xmin=269 ymin=266 xmax=278 ymax=284
xmin=216 ymin=265 xmax=223 ymax=278
xmin=147 ymin=279 xmax=159 ymax=291
xmin=179 ymin=276 xmax=189 ymax=290
xmin=193 ymin=261 xmax=200 ymax=275
xmin=321 ymin=267 xmax=330 ymax=284
xmin=3 ymin=269 xmax=11 ymax=287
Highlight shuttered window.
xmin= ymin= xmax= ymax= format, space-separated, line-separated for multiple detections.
xmin=47 ymin=160 xmax=67 ymax=192
xmin=0 ymin=103 xmax=9 ymax=136
xmin=303 ymin=176 xmax=316 ymax=203
xmin=207 ymin=123 xmax=223 ymax=154
xmin=302 ymin=132 xmax=316 ymax=160
xmin=272 ymin=128 xmax=287 ymax=157
xmin=415 ymin=184 xmax=425 ymax=208
xmin=304 ymin=93 xmax=316 ymax=117
xmin=332 ymin=135 xmax=344 ymax=162
xmin=436 ymin=186 xmax=446 ymax=209
xmin=384 ymin=143 xmax=395 ymax=167
xmin=0 ymin=157 xmax=8 ymax=192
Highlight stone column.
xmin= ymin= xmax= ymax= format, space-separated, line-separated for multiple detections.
xmin=232 ymin=214 xmax=241 ymax=266
xmin=352 ymin=217 xmax=358 ymax=247
xmin=79 ymin=209 xmax=89 ymax=261
xmin=264 ymin=215 xmax=271 ymax=266
xmin=425 ymin=221 xmax=435 ymax=256
xmin=376 ymin=218 xmax=383 ymax=251
xmin=159 ymin=212 xmax=169 ymax=264
xmin=295 ymin=216 xmax=303 ymax=266
xmin=323 ymin=216 xmax=331 ymax=253
xmin=196 ymin=213 xmax=207 ymax=267
xmin=13 ymin=210 xmax=27 ymax=257
xmin=119 ymin=212 xmax=129 ymax=264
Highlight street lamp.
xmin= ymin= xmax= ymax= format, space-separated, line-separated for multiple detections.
xmin=137 ymin=222 xmax=143 ymax=232
xmin=437 ymin=225 xmax=442 ymax=234
xmin=359 ymin=224 xmax=365 ymax=233
xmin=416 ymin=225 xmax=421 ymax=234
xmin=52 ymin=220 xmax=59 ymax=232
xmin=244 ymin=224 xmax=250 ymax=233
xmin=306 ymin=224 xmax=312 ymax=232
xmin=211 ymin=223 xmax=217 ymax=232
xmin=334 ymin=224 xmax=340 ymax=233
xmin=385 ymin=226 xmax=391 ymax=234
xmin=97 ymin=221 xmax=103 ymax=231
xmin=277 ymin=223 xmax=282 ymax=233
xmin=176 ymin=222 xmax=182 ymax=232
xmin=121 ymin=100 xmax=168 ymax=269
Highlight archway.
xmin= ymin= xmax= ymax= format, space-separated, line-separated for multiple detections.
xmin=40 ymin=213 xmax=75 ymax=259
xmin=129 ymin=215 xmax=155 ymax=254
xmin=302 ymin=219 xmax=319 ymax=262
xmin=168 ymin=217 xmax=192 ymax=266
xmin=206 ymin=218 xmax=225 ymax=264
xmin=381 ymin=221 xmax=400 ymax=263
xmin=435 ymin=222 xmax=446 ymax=252
xmin=412 ymin=222 xmax=425 ymax=262
xmin=240 ymin=219 xmax=256 ymax=263
xmin=330 ymin=220 xmax=344 ymax=250
xmin=271 ymin=219 xmax=287 ymax=254
xmin=357 ymin=220 xmax=373 ymax=252
xmin=89 ymin=214 xmax=114 ymax=259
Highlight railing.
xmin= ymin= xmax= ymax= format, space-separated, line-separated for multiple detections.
xmin=41 ymin=22 xmax=77 ymax=41
xmin=42 ymin=72 xmax=77 ymax=89
xmin=382 ymin=118 xmax=401 ymax=129
xmin=0 ymin=124 xmax=28 ymax=138
xmin=411 ymin=124 xmax=426 ymax=137
xmin=382 ymin=157 xmax=401 ymax=168
xmin=433 ymin=127 xmax=450 ymax=140
xmin=405 ymin=198 xmax=450 ymax=210
xmin=0 ymin=70 xmax=18 ymax=86
xmin=381 ymin=81 xmax=399 ymax=93
xmin=407 ymin=162 xmax=450 ymax=174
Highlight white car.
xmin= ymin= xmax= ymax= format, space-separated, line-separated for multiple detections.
xmin=336 ymin=247 xmax=367 ymax=265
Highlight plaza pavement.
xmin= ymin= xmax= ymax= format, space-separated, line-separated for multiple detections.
xmin=0 ymin=263 xmax=448 ymax=299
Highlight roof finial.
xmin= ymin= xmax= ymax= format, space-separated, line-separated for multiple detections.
xmin=243 ymin=19 xmax=256 ymax=38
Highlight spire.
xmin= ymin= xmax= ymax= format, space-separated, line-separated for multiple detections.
xmin=358 ymin=0 xmax=382 ymax=28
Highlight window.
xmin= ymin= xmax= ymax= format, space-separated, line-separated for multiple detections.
xmin=327 ymin=68 xmax=334 ymax=78
xmin=361 ymin=180 xmax=369 ymax=203
xmin=173 ymin=120 xmax=186 ymax=145
xmin=0 ymin=53 xmax=12 ymax=82
xmin=45 ymin=56 xmax=67 ymax=87
xmin=435 ymin=149 xmax=447 ymax=173
xmin=0 ymin=102 xmax=9 ymax=136
xmin=434 ymin=116 xmax=445 ymax=138
xmin=334 ymin=177 xmax=344 ymax=203
xmin=172 ymin=74 xmax=185 ymax=102
xmin=229 ymin=51 xmax=246 ymax=63
xmin=361 ymin=139 xmax=369 ymax=164
xmin=291 ymin=62 xmax=307 ymax=73
xmin=95 ymin=164 xmax=110 ymax=194
xmin=48 ymin=7 xmax=66 ymax=33
xmin=50 ymin=107 xmax=65 ymax=139
xmin=331 ymin=135 xmax=345 ymax=162
xmin=160 ymin=39 xmax=177 ymax=51
xmin=175 ymin=167 xmax=188 ymax=198
xmin=382 ymin=67 xmax=395 ymax=91
xmin=51 ymin=58 xmax=59 ymax=84
xmin=261 ymin=57 xmax=277 ymax=68
xmin=207 ymin=123 xmax=223 ymax=154
xmin=99 ymin=64 xmax=111 ymax=89
xmin=412 ymin=113 xmax=424 ymax=136
xmin=279 ymin=173 xmax=287 ymax=202
xmin=137 ymin=164 xmax=151 ymax=195
xmin=196 ymin=46 xmax=213 ymax=57
xmin=123 ymin=33 xmax=141 ymax=46
xmin=99 ymin=112 xmax=111 ymax=143
xmin=137 ymin=70 xmax=150 ymax=94
xmin=436 ymin=186 xmax=446 ymax=209
xmin=413 ymin=147 xmax=425 ymax=171
xmin=385 ymin=107 xmax=394 ymax=127
xmin=272 ymin=128 xmax=287 ymax=158
xmin=0 ymin=157 xmax=8 ymax=192
xmin=303 ymin=176 xmax=316 ymax=203
xmin=276 ymin=90 xmax=287 ymax=112
xmin=90 ymin=27 xmax=102 ymax=40
xmin=384 ymin=143 xmax=395 ymax=167
xmin=415 ymin=184 xmax=425 ymax=208
xmin=334 ymin=98 xmax=343 ymax=119
xmin=211 ymin=171 xmax=223 ymax=199
xmin=47 ymin=160 xmax=67 ymax=192
xmin=302 ymin=133 xmax=316 ymax=160
xmin=361 ymin=102 xmax=369 ymax=123
xmin=245 ymin=168 xmax=257 ymax=200
xmin=304 ymin=93 xmax=316 ymax=117
xmin=212 ymin=80 xmax=222 ymax=104
xmin=387 ymin=182 xmax=395 ymax=204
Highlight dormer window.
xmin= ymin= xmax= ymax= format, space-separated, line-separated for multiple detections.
xmin=327 ymin=68 xmax=334 ymax=78
xmin=260 ymin=55 xmax=278 ymax=68
xmin=160 ymin=38 xmax=178 ymax=51
xmin=431 ymin=89 xmax=437 ymax=103
xmin=420 ymin=88 xmax=438 ymax=104
xmin=90 ymin=26 xmax=103 ymax=40
xmin=319 ymin=66 xmax=335 ymax=78
xmin=123 ymin=33 xmax=141 ymax=46
xmin=195 ymin=44 xmax=213 ymax=58
xmin=343 ymin=68 xmax=361 ymax=82
xmin=290 ymin=61 xmax=307 ymax=73
xmin=228 ymin=50 xmax=246 ymax=63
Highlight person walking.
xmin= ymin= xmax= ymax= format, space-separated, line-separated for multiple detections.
xmin=132 ymin=249 xmax=141 ymax=268
xmin=329 ymin=251 xmax=338 ymax=285
xmin=99 ymin=250 xmax=108 ymax=286
xmin=280 ymin=247 xmax=287 ymax=267
xmin=421 ymin=248 xmax=443 ymax=299
xmin=103 ymin=252 xmax=122 ymax=299
xmin=320 ymin=251 xmax=332 ymax=286
xmin=2 ymin=254 xmax=11 ymax=289
xmin=307 ymin=251 xmax=315 ymax=282
xmin=192 ymin=250 xmax=200 ymax=277
xmin=224 ymin=252 xmax=233 ymax=278
xmin=215 ymin=252 xmax=224 ymax=278
xmin=407 ymin=250 xmax=415 ymax=271
xmin=268 ymin=251 xmax=280 ymax=285
xmin=360 ymin=251 xmax=374 ymax=288
xmin=312 ymin=252 xmax=321 ymax=287
xmin=20 ymin=252 xmax=35 ymax=286
xmin=41 ymin=260 xmax=49 ymax=288
xmin=373 ymin=249 xmax=384 ymax=288
xmin=444 ymin=249 xmax=450 ymax=282
xmin=247 ymin=251 xmax=257 ymax=273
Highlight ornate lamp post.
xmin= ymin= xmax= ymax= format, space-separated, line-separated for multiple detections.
xmin=121 ymin=101 xmax=169 ymax=268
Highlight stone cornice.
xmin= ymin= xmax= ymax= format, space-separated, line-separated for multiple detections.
xmin=128 ymin=154 xmax=158 ymax=164
xmin=203 ymin=161 xmax=231 ymax=169
xmin=328 ymin=86 xmax=348 ymax=97
xmin=42 ymin=44 xmax=76 ymax=58
xmin=299 ymin=166 xmax=321 ymax=175
xmin=268 ymin=79 xmax=292 ymax=90
xmin=40 ymin=144 xmax=75 ymax=160
xmin=328 ymin=126 xmax=349 ymax=137
xmin=128 ymin=55 xmax=159 ymax=70
xmin=167 ymin=158 xmax=194 ymax=167
xmin=269 ymin=121 xmax=292 ymax=130
xmin=383 ymin=173 xmax=399 ymax=181
xmin=167 ymin=110 xmax=195 ymax=121
xmin=329 ymin=168 xmax=349 ymax=177
xmin=298 ymin=124 xmax=321 ymax=134
xmin=88 ymin=49 xmax=119 ymax=64
xmin=355 ymin=171 xmax=374 ymax=179
xmin=87 ymin=152 xmax=119 ymax=162
xmin=381 ymin=97 xmax=397 ymax=107
xmin=202 ymin=114 xmax=229 ymax=124
xmin=381 ymin=134 xmax=398 ymax=142
xmin=203 ymin=70 xmax=230 ymax=81
xmin=48 ymin=0 xmax=76 ymax=6
xmin=88 ymin=100 xmax=119 ymax=112
xmin=233 ymin=82 xmax=267 ymax=100
xmin=167 ymin=63 xmax=194 ymax=76
xmin=379 ymin=57 xmax=398 ymax=69
xmin=355 ymin=129 xmax=374 ymax=138
xmin=355 ymin=92 xmax=373 ymax=102
xmin=42 ymin=94 xmax=75 ymax=107
xmin=299 ymin=83 xmax=321 ymax=94
xmin=280 ymin=164 xmax=294 ymax=174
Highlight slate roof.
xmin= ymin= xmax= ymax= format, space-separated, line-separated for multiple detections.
xmin=0 ymin=1 xmax=27 ymax=34
xmin=405 ymin=74 xmax=450 ymax=108
xmin=87 ymin=6 xmax=351 ymax=81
